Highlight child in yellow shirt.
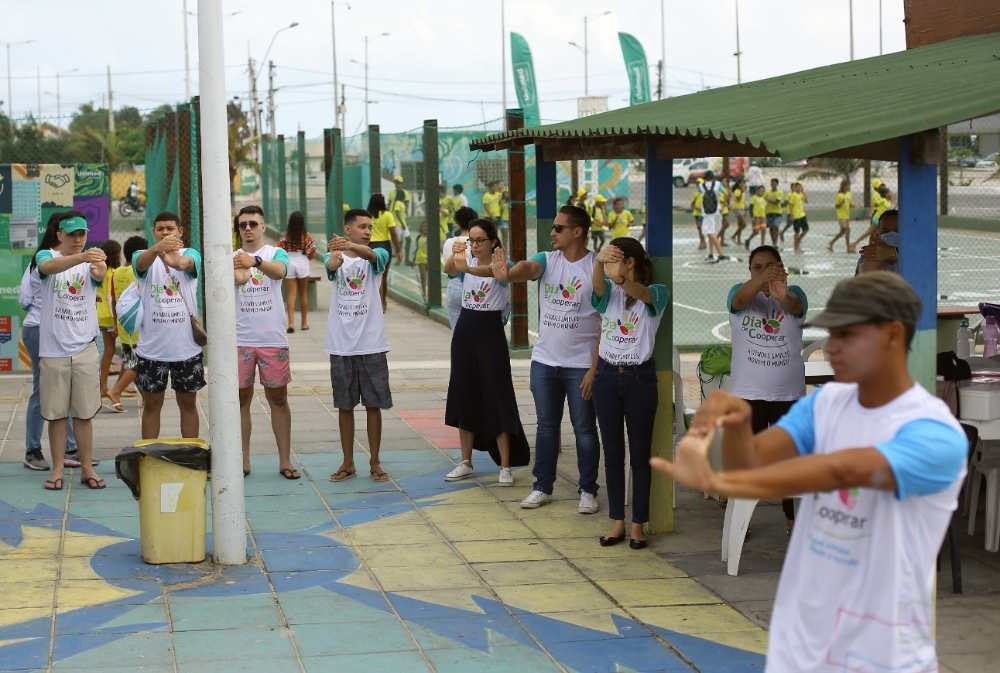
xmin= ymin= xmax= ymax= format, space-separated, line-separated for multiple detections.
xmin=691 ymin=179 xmax=706 ymax=249
xmin=746 ymin=185 xmax=767 ymax=250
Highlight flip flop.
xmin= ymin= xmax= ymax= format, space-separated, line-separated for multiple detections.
xmin=44 ymin=478 xmax=63 ymax=491
xmin=329 ymin=468 xmax=356 ymax=482
xmin=287 ymin=327 xmax=295 ymax=334
xmin=279 ymin=468 xmax=301 ymax=480
xmin=244 ymin=469 xmax=251 ymax=477
xmin=80 ymin=476 xmax=106 ymax=490
xmin=300 ymin=326 xmax=309 ymax=331
xmin=370 ymin=469 xmax=390 ymax=483
xmin=103 ymin=402 xmax=126 ymax=413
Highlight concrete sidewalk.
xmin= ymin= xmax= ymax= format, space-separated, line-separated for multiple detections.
xmin=1 ymin=266 xmax=998 ymax=672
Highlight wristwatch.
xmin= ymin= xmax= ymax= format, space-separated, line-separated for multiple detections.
xmin=254 ymin=255 xmax=263 ymax=268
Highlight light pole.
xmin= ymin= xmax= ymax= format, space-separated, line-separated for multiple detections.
xmin=331 ymin=2 xmax=351 ymax=130
xmin=4 ymin=39 xmax=35 ymax=133
xmin=849 ymin=0 xmax=855 ymax=61
xmin=252 ymin=22 xmax=299 ymax=147
xmin=660 ymin=0 xmax=666 ymax=98
xmin=570 ymin=11 xmax=610 ymax=96
xmin=501 ymin=0 xmax=507 ymax=116
xmin=55 ymin=68 xmax=78 ymax=123
xmin=363 ymin=32 xmax=390 ymax=129
xmin=734 ymin=0 xmax=742 ymax=84
xmin=184 ymin=6 xmax=242 ymax=101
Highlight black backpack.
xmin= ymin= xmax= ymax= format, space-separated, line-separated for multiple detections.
xmin=702 ymin=182 xmax=719 ymax=214
xmin=937 ymin=351 xmax=972 ymax=417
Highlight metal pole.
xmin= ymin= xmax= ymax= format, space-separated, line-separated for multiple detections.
xmin=849 ymin=0 xmax=854 ymax=61
xmin=331 ymin=2 xmax=339 ymax=128
xmin=735 ymin=0 xmax=742 ymax=85
xmin=183 ymin=0 xmax=191 ymax=101
xmin=501 ymin=0 xmax=507 ymax=116
xmin=583 ymin=16 xmax=589 ymax=96
xmin=197 ymin=0 xmax=247 ymax=566
xmin=268 ymin=61 xmax=276 ymax=139
xmin=364 ymin=38 xmax=369 ymax=129
xmin=660 ymin=0 xmax=666 ymax=98
xmin=107 ymin=66 xmax=115 ymax=133
xmin=879 ymin=0 xmax=883 ymax=55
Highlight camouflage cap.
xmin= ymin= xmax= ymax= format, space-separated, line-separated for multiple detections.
xmin=804 ymin=271 xmax=921 ymax=329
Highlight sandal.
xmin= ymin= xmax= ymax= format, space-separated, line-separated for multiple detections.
xmin=103 ymin=402 xmax=126 ymax=413
xmin=287 ymin=327 xmax=295 ymax=334
xmin=301 ymin=325 xmax=309 ymax=331
xmin=370 ymin=469 xmax=390 ymax=483
xmin=80 ymin=476 xmax=107 ymax=490
xmin=279 ymin=468 xmax=301 ymax=480
xmin=329 ymin=468 xmax=356 ymax=482
xmin=123 ymin=386 xmax=139 ymax=396
xmin=44 ymin=478 xmax=63 ymax=491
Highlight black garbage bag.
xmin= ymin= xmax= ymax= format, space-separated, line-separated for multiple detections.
xmin=115 ymin=443 xmax=211 ymax=500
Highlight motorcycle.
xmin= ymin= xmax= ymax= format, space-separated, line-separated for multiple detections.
xmin=118 ymin=192 xmax=146 ymax=217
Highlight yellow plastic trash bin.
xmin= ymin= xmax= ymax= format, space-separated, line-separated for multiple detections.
xmin=127 ymin=438 xmax=209 ymax=564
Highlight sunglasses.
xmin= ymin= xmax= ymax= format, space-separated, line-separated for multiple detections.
xmin=551 ymin=224 xmax=580 ymax=234
xmin=238 ymin=221 xmax=261 ymax=230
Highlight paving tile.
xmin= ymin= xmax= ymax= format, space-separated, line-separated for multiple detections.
xmin=279 ymin=588 xmax=394 ymax=626
xmin=369 ymin=563 xmax=483 ymax=592
xmin=471 ymin=560 xmax=584 ymax=586
xmin=51 ymin=630 xmax=175 ymax=669
xmin=167 ymin=595 xmax=285 ymax=632
xmin=176 ymin=657 xmax=301 ymax=673
xmin=453 ymin=540 xmax=561 ymax=564
xmin=344 ymin=523 xmax=440 ymax=546
xmin=423 ymin=641 xmax=561 ymax=673
xmin=301 ymin=651 xmax=431 ymax=673
xmin=171 ymin=626 xmax=298 ymax=664
xmin=492 ymin=582 xmax=618 ymax=615
xmin=291 ymin=621 xmax=419 ymax=656
xmin=354 ymin=542 xmax=465 ymax=568
xmin=595 ymin=578 xmax=722 ymax=608
xmin=568 ymin=556 xmax=689 ymax=580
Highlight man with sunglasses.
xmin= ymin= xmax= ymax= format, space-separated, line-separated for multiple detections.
xmin=492 ymin=205 xmax=602 ymax=514
xmin=232 ymin=205 xmax=298 ymax=479
xmin=132 ymin=211 xmax=204 ymax=440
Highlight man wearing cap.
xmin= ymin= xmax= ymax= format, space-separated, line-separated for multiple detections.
xmin=36 ymin=211 xmax=107 ymax=491
xmin=699 ymin=170 xmax=727 ymax=263
xmin=653 ymin=271 xmax=967 ymax=672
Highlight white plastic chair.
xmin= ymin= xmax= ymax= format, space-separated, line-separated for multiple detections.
xmin=967 ymin=439 xmax=1000 ymax=552
xmin=801 ymin=337 xmax=829 ymax=362
xmin=721 ymin=498 xmax=759 ymax=575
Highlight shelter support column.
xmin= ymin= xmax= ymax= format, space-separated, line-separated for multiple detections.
xmin=646 ymin=144 xmax=674 ymax=534
xmin=536 ymin=153 xmax=556 ymax=253
xmin=423 ymin=119 xmax=441 ymax=308
xmin=897 ymin=133 xmax=938 ymax=392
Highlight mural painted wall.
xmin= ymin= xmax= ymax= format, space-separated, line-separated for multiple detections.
xmin=0 ymin=163 xmax=110 ymax=371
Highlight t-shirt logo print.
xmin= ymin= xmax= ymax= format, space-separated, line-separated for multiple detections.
xmin=248 ymin=267 xmax=266 ymax=287
xmin=54 ymin=272 xmax=87 ymax=305
xmin=763 ymin=309 xmax=785 ymax=334
xmin=559 ymin=276 xmax=582 ymax=299
xmin=347 ymin=268 xmax=366 ymax=290
xmin=838 ymin=487 xmax=859 ymax=510
xmin=472 ymin=281 xmax=490 ymax=303
xmin=618 ymin=310 xmax=639 ymax=336
xmin=164 ymin=274 xmax=180 ymax=297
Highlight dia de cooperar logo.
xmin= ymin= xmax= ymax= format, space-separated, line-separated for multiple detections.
xmin=559 ymin=276 xmax=582 ymax=299
xmin=472 ymin=280 xmax=490 ymax=303
xmin=617 ymin=310 xmax=639 ymax=336
xmin=762 ymin=309 xmax=785 ymax=334
xmin=54 ymin=272 xmax=87 ymax=305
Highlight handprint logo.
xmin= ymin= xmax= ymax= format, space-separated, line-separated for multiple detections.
xmin=249 ymin=267 xmax=265 ymax=286
xmin=763 ymin=309 xmax=785 ymax=334
xmin=66 ymin=272 xmax=85 ymax=295
xmin=617 ymin=311 xmax=639 ymax=336
xmin=838 ymin=487 xmax=859 ymax=510
xmin=348 ymin=268 xmax=366 ymax=290
xmin=164 ymin=274 xmax=181 ymax=297
xmin=45 ymin=173 xmax=70 ymax=189
xmin=559 ymin=276 xmax=583 ymax=299
xmin=473 ymin=281 xmax=490 ymax=303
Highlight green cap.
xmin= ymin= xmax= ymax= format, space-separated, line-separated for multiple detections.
xmin=804 ymin=271 xmax=921 ymax=329
xmin=59 ymin=216 xmax=89 ymax=233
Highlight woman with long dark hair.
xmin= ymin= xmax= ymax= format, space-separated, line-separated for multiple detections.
xmin=367 ymin=193 xmax=401 ymax=313
xmin=277 ymin=210 xmax=317 ymax=332
xmin=591 ymin=237 xmax=670 ymax=549
xmin=442 ymin=218 xmax=530 ymax=486
xmin=18 ymin=214 xmax=80 ymax=470
xmin=97 ymin=239 xmax=122 ymax=399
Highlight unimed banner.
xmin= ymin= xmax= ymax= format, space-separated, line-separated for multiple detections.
xmin=510 ymin=32 xmax=540 ymax=127
xmin=0 ymin=163 xmax=109 ymax=371
xmin=618 ymin=33 xmax=651 ymax=106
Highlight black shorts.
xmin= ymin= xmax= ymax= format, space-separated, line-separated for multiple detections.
xmin=370 ymin=240 xmax=392 ymax=253
xmin=330 ymin=353 xmax=392 ymax=410
xmin=135 ymin=353 xmax=206 ymax=394
xmin=792 ymin=217 xmax=809 ymax=233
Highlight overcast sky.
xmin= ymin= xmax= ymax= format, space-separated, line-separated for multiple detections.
xmin=3 ymin=0 xmax=906 ymax=138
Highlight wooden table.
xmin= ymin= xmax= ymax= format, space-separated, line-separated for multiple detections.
xmin=804 ymin=361 xmax=835 ymax=386
xmin=938 ymin=305 xmax=981 ymax=353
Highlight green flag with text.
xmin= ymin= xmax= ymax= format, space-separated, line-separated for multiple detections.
xmin=510 ymin=32 xmax=540 ymax=127
xmin=618 ymin=32 xmax=650 ymax=106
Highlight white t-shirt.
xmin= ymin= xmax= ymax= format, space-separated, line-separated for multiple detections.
xmin=460 ymin=258 xmax=511 ymax=315
xmin=530 ymin=251 xmax=601 ymax=369
xmin=19 ymin=264 xmax=42 ymax=328
xmin=728 ymin=284 xmax=807 ymax=402
xmin=592 ymin=282 xmax=669 ymax=366
xmin=323 ymin=248 xmax=390 ymax=356
xmin=442 ymin=235 xmax=470 ymax=266
xmin=35 ymin=250 xmax=101 ymax=358
xmin=133 ymin=248 xmax=203 ymax=363
xmin=234 ymin=245 xmax=290 ymax=348
xmin=770 ymin=383 xmax=967 ymax=673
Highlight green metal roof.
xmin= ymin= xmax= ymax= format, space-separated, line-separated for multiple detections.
xmin=471 ymin=33 xmax=1000 ymax=161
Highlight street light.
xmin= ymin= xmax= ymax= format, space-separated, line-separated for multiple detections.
xmin=55 ymin=68 xmax=78 ymax=123
xmin=250 ymin=22 xmax=299 ymax=151
xmin=4 ymin=39 xmax=35 ymax=132
xmin=734 ymin=0 xmax=742 ymax=84
xmin=363 ymin=32 xmax=390 ymax=129
xmin=571 ymin=11 xmax=610 ymax=96
xmin=331 ymin=2 xmax=351 ymax=130
xmin=256 ymin=22 xmax=300 ymax=81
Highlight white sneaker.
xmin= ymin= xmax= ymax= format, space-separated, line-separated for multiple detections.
xmin=444 ymin=461 xmax=474 ymax=482
xmin=520 ymin=490 xmax=552 ymax=509
xmin=498 ymin=468 xmax=513 ymax=487
xmin=578 ymin=492 xmax=599 ymax=514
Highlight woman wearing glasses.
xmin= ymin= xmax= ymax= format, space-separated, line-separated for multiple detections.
xmin=591 ymin=237 xmax=669 ymax=549
xmin=443 ymin=219 xmax=530 ymax=486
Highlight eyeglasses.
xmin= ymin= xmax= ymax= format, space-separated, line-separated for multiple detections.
xmin=238 ymin=221 xmax=261 ymax=230
xmin=469 ymin=237 xmax=492 ymax=246
xmin=551 ymin=224 xmax=580 ymax=234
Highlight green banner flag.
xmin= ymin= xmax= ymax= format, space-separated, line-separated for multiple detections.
xmin=618 ymin=32 xmax=650 ymax=106
xmin=510 ymin=32 xmax=540 ymax=127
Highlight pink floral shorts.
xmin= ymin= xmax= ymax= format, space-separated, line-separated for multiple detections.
xmin=238 ymin=346 xmax=292 ymax=389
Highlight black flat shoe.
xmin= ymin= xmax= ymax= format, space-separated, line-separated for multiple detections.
xmin=599 ymin=533 xmax=626 ymax=547
xmin=629 ymin=538 xmax=647 ymax=550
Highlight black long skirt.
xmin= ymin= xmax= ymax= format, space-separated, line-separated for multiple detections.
xmin=444 ymin=308 xmax=531 ymax=467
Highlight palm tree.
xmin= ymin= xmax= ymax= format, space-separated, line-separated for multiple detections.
xmin=227 ymin=103 xmax=258 ymax=207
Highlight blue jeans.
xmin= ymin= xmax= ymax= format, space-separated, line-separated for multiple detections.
xmin=592 ymin=358 xmax=659 ymax=523
xmin=23 ymin=325 xmax=77 ymax=453
xmin=529 ymin=361 xmax=601 ymax=495
xmin=446 ymin=277 xmax=463 ymax=329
